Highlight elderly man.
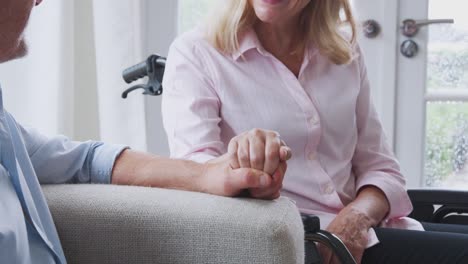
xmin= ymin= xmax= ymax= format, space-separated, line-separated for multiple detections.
xmin=0 ymin=0 xmax=290 ymax=263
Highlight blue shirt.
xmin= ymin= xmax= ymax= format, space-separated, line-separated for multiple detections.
xmin=0 ymin=86 xmax=127 ymax=263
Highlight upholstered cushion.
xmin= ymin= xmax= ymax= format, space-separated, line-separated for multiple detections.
xmin=43 ymin=184 xmax=304 ymax=264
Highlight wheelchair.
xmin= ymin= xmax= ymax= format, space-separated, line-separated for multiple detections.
xmin=301 ymin=189 xmax=468 ymax=264
xmin=122 ymin=55 xmax=468 ymax=264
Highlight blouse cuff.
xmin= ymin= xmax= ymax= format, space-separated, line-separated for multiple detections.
xmin=356 ymin=171 xmax=413 ymax=220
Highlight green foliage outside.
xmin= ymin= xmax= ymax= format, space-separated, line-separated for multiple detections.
xmin=425 ymin=103 xmax=468 ymax=186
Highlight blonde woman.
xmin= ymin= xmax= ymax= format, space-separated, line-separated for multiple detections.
xmin=162 ymin=0 xmax=468 ymax=263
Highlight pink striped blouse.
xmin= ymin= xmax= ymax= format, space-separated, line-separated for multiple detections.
xmin=162 ymin=28 xmax=423 ymax=247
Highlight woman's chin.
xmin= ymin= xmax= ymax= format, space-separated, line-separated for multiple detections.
xmin=255 ymin=11 xmax=282 ymax=24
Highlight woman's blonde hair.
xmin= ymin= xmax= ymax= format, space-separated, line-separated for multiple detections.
xmin=206 ymin=0 xmax=357 ymax=65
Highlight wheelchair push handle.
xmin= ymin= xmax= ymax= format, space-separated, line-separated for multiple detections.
xmin=121 ymin=54 xmax=166 ymax=98
xmin=123 ymin=61 xmax=148 ymax=84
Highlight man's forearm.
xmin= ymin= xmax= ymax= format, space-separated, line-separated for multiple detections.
xmin=111 ymin=149 xmax=204 ymax=192
xmin=350 ymin=185 xmax=390 ymax=226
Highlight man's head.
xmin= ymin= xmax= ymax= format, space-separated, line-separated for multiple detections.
xmin=0 ymin=0 xmax=42 ymax=63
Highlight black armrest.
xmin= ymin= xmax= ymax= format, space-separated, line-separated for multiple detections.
xmin=301 ymin=214 xmax=321 ymax=233
xmin=408 ymin=189 xmax=468 ymax=224
xmin=408 ymin=189 xmax=468 ymax=206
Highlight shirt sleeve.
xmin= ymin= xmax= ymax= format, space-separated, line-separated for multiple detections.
xmin=352 ymin=44 xmax=413 ymax=219
xmin=162 ymin=35 xmax=224 ymax=163
xmin=18 ymin=124 xmax=128 ymax=185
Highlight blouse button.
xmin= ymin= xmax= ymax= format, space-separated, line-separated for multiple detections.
xmin=308 ymin=116 xmax=318 ymax=126
xmin=324 ymin=184 xmax=334 ymax=195
xmin=308 ymin=152 xmax=316 ymax=161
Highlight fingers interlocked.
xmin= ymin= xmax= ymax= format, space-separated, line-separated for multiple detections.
xmin=227 ymin=128 xmax=291 ymax=199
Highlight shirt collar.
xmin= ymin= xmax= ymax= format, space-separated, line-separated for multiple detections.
xmin=231 ymin=27 xmax=318 ymax=61
xmin=232 ymin=28 xmax=267 ymax=60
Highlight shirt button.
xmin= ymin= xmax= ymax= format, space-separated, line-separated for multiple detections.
xmin=324 ymin=184 xmax=334 ymax=195
xmin=308 ymin=116 xmax=318 ymax=126
xmin=308 ymin=152 xmax=316 ymax=161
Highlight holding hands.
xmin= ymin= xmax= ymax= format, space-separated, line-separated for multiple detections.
xmin=201 ymin=129 xmax=291 ymax=199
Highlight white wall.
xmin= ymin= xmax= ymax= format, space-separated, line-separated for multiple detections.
xmin=74 ymin=0 xmax=100 ymax=141
xmin=143 ymin=0 xmax=179 ymax=155
xmin=0 ymin=1 xmax=74 ymax=137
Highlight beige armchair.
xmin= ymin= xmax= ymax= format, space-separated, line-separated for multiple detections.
xmin=43 ymin=184 xmax=305 ymax=264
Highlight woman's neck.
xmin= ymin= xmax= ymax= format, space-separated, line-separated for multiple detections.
xmin=254 ymin=18 xmax=303 ymax=57
xmin=254 ymin=19 xmax=305 ymax=77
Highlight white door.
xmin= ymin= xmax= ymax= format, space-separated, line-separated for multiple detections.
xmin=395 ymin=0 xmax=468 ymax=188
xmin=351 ymin=0 xmax=399 ymax=146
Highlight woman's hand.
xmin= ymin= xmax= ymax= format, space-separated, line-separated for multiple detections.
xmin=319 ymin=205 xmax=372 ymax=264
xmin=227 ymin=129 xmax=292 ymax=199
xmin=319 ymin=186 xmax=390 ymax=264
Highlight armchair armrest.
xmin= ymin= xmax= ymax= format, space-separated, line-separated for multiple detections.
xmin=42 ymin=184 xmax=304 ymax=264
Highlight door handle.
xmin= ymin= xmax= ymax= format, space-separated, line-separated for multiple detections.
xmin=401 ymin=18 xmax=454 ymax=37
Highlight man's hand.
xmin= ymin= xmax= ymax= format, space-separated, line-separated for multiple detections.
xmin=199 ymin=152 xmax=276 ymax=198
xmin=226 ymin=129 xmax=291 ymax=199
xmin=111 ymin=149 xmax=282 ymax=199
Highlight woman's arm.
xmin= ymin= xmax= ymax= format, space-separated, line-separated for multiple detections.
xmin=162 ymin=35 xmax=223 ymax=163
xmin=351 ymin=44 xmax=413 ymax=219
xmin=321 ymin=45 xmax=409 ymax=264
xmin=162 ymin=34 xmax=289 ymax=199
xmin=351 ymin=185 xmax=390 ymax=226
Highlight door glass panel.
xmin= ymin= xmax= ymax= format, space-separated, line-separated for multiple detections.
xmin=425 ymin=102 xmax=468 ymax=188
xmin=424 ymin=0 xmax=468 ymax=188
xmin=427 ymin=0 xmax=468 ymax=92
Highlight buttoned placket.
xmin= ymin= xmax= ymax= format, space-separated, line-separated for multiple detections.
xmin=266 ymin=53 xmax=321 ymax=160
xmin=265 ymin=53 xmax=339 ymax=197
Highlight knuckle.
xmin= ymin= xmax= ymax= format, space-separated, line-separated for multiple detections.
xmin=267 ymin=131 xmax=279 ymax=138
xmin=227 ymin=151 xmax=237 ymax=160
xmin=266 ymin=149 xmax=280 ymax=160
xmin=228 ymin=137 xmax=238 ymax=145
xmin=239 ymin=156 xmax=250 ymax=165
xmin=228 ymin=145 xmax=238 ymax=155
xmin=268 ymin=137 xmax=281 ymax=146
xmin=250 ymin=154 xmax=264 ymax=164
xmin=249 ymin=128 xmax=263 ymax=137
xmin=238 ymin=148 xmax=249 ymax=159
